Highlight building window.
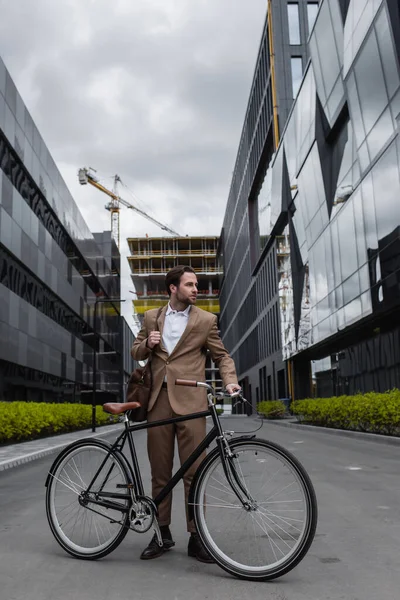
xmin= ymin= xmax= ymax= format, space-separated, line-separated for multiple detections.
xmin=291 ymin=57 xmax=303 ymax=98
xmin=288 ymin=3 xmax=301 ymax=45
xmin=307 ymin=2 xmax=319 ymax=34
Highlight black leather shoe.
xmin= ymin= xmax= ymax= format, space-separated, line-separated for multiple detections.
xmin=140 ymin=527 xmax=175 ymax=560
xmin=188 ymin=533 xmax=215 ymax=564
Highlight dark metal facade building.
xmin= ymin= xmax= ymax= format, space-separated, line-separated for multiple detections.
xmin=0 ymin=58 xmax=134 ymax=403
xmin=219 ymin=0 xmax=400 ymax=405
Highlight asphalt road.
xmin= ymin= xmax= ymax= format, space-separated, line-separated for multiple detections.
xmin=0 ymin=418 xmax=399 ymax=600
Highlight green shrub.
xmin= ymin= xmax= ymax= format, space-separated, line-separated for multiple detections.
xmin=257 ymin=400 xmax=286 ymax=419
xmin=0 ymin=402 xmax=119 ymax=444
xmin=292 ymin=389 xmax=400 ymax=436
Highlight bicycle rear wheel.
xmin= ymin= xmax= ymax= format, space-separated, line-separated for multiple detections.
xmin=192 ymin=438 xmax=317 ymax=581
xmin=46 ymin=440 xmax=131 ymax=559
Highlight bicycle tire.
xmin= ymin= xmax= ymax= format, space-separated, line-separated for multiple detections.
xmin=191 ymin=438 xmax=317 ymax=581
xmin=46 ymin=439 xmax=131 ymax=560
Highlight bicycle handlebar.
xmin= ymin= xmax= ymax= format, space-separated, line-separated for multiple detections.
xmin=175 ymin=379 xmax=198 ymax=387
xmin=175 ymin=379 xmax=245 ymax=401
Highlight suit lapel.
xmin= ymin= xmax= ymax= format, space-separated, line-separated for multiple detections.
xmin=169 ymin=306 xmax=199 ymax=357
xmin=156 ymin=306 xmax=169 ymax=355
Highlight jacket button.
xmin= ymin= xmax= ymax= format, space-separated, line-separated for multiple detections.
xmin=166 ymin=361 xmax=169 ymax=365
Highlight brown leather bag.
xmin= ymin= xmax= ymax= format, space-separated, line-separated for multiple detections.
xmin=126 ymin=307 xmax=163 ymax=422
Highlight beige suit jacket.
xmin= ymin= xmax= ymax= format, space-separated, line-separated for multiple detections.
xmin=131 ymin=305 xmax=238 ymax=415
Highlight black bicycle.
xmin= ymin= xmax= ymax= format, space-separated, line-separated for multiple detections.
xmin=45 ymin=380 xmax=317 ymax=581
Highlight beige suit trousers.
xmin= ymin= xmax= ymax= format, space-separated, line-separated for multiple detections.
xmin=147 ymin=388 xmax=206 ymax=533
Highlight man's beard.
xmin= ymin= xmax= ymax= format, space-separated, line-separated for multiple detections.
xmin=176 ymin=291 xmax=196 ymax=306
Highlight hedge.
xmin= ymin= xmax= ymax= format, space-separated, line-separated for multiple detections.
xmin=0 ymin=402 xmax=119 ymax=444
xmin=292 ymin=390 xmax=400 ymax=436
xmin=257 ymin=400 xmax=286 ymax=419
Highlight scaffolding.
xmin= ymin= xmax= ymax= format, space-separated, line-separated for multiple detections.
xmin=127 ymin=236 xmax=221 ymax=316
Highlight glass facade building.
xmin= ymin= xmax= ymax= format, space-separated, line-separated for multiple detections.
xmin=0 ymin=57 xmax=134 ymax=403
xmin=219 ymin=0 xmax=400 ymax=405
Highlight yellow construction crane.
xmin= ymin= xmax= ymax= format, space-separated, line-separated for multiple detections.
xmin=78 ymin=167 xmax=180 ymax=248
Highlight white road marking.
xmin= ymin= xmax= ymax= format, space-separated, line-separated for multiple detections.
xmin=346 ymin=466 xmax=362 ymax=471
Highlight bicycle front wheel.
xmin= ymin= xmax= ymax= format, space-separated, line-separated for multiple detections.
xmin=46 ymin=440 xmax=131 ymax=559
xmin=192 ymin=438 xmax=317 ymax=581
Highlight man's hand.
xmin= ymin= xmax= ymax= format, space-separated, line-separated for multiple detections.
xmin=226 ymin=383 xmax=241 ymax=395
xmin=146 ymin=331 xmax=161 ymax=349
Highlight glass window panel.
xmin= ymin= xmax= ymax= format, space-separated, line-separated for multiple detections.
xmin=309 ymin=33 xmax=326 ymax=105
xmin=344 ymin=296 xmax=362 ymax=324
xmin=329 ymin=0 xmax=344 ymax=67
xmin=291 ymin=57 xmax=303 ymax=98
xmin=361 ymin=290 xmax=372 ymax=316
xmin=292 ymin=202 xmax=306 ymax=250
xmin=372 ymin=141 xmax=400 ymax=241
xmin=11 ymin=189 xmax=22 ymax=227
xmin=331 ymin=220 xmax=342 ymax=288
xmin=375 ymin=5 xmax=400 ymax=100
xmin=0 ymin=92 xmax=5 ymax=132
xmin=343 ymin=271 xmax=360 ymax=304
xmin=352 ymin=188 xmax=368 ymax=267
xmin=314 ymin=0 xmax=340 ymax=97
xmin=327 ymin=75 xmax=345 ymax=124
xmin=284 ymin=111 xmax=297 ymax=183
xmin=354 ymin=28 xmax=388 ymax=134
xmin=337 ymin=204 xmax=358 ymax=280
xmin=390 ymin=88 xmax=400 ymax=125
xmin=367 ymin=106 xmax=394 ymax=162
xmin=288 ymin=4 xmax=301 ymax=44
xmin=307 ymin=3 xmax=319 ymax=35
xmin=324 ymin=227 xmax=335 ymax=293
xmin=296 ymin=66 xmax=316 ymax=168
xmin=361 ymin=173 xmax=378 ymax=250
xmin=258 ymin=167 xmax=272 ymax=250
xmin=4 ymin=103 xmax=15 ymax=144
xmin=312 ymin=237 xmax=328 ymax=303
xmin=347 ymin=73 xmax=365 ymax=149
xmin=359 ymin=264 xmax=370 ymax=293
xmin=358 ymin=141 xmax=370 ymax=172
xmin=270 ymin=146 xmax=284 ymax=228
xmin=0 ymin=58 xmax=5 ymax=95
xmin=335 ymin=284 xmax=344 ymax=309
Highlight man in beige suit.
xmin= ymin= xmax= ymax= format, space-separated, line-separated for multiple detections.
xmin=132 ymin=265 xmax=240 ymax=563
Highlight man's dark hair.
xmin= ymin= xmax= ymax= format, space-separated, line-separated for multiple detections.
xmin=165 ymin=265 xmax=196 ymax=296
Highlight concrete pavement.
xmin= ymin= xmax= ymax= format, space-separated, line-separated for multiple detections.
xmin=0 ymin=423 xmax=125 ymax=471
xmin=1 ymin=413 xmax=400 ymax=472
xmin=1 ymin=416 xmax=399 ymax=600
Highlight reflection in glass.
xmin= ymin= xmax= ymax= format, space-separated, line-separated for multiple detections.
xmin=337 ymin=203 xmax=358 ymax=280
xmin=366 ymin=107 xmax=394 ymax=163
xmin=354 ymin=28 xmax=387 ymax=134
xmin=371 ymin=140 xmax=400 ymax=242
xmin=313 ymin=0 xmax=340 ymax=99
xmin=375 ymin=5 xmax=400 ymax=100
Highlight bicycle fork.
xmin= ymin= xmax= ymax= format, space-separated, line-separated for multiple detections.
xmin=216 ymin=436 xmax=258 ymax=511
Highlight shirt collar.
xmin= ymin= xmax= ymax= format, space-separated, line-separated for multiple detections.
xmin=166 ymin=303 xmax=191 ymax=317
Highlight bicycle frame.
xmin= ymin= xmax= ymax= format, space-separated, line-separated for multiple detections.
xmin=83 ymin=400 xmax=254 ymax=516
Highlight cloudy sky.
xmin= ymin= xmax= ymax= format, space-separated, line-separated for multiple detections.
xmin=0 ymin=0 xmax=267 ymax=330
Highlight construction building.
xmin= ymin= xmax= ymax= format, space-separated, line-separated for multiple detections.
xmin=127 ymin=235 xmax=222 ymax=387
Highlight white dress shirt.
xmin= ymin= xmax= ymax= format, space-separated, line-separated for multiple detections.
xmin=162 ymin=303 xmax=191 ymax=355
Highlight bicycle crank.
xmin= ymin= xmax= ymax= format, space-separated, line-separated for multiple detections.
xmin=129 ymin=497 xmax=155 ymax=533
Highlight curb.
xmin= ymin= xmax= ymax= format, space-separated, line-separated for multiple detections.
xmin=261 ymin=418 xmax=400 ymax=447
xmin=0 ymin=425 xmax=124 ymax=472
